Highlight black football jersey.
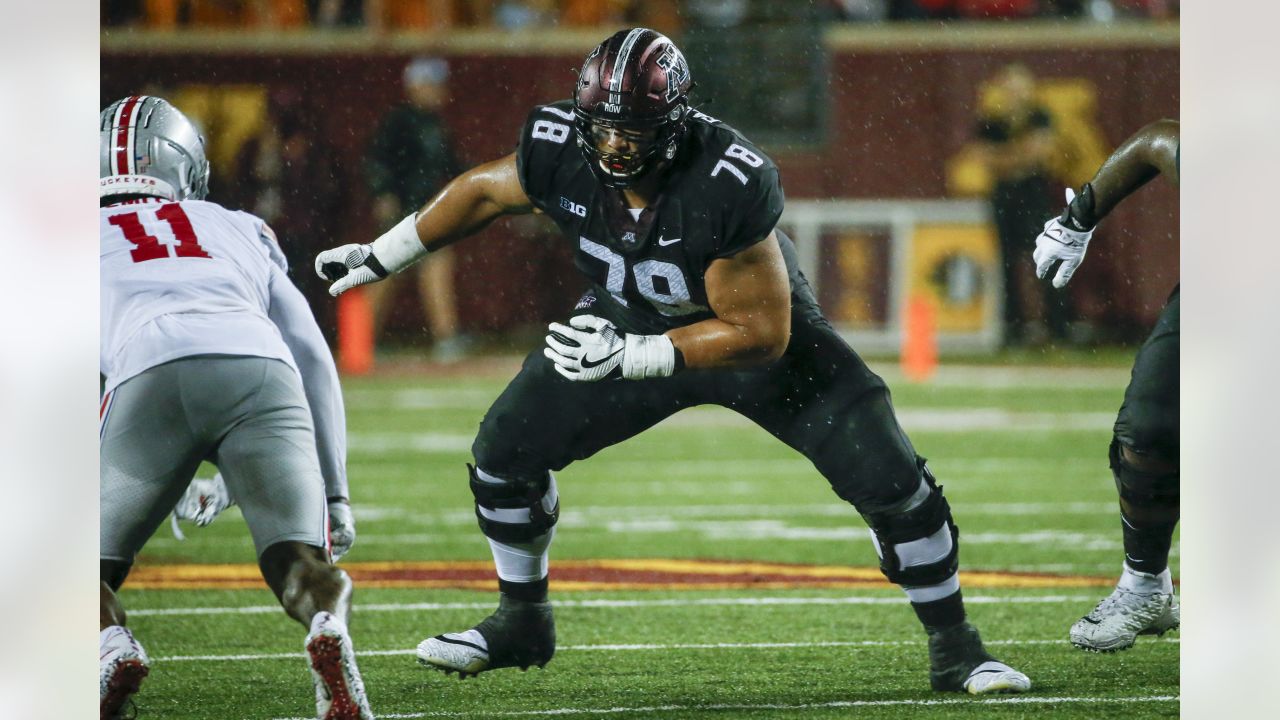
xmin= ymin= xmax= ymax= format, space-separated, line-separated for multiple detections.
xmin=516 ymin=100 xmax=819 ymax=335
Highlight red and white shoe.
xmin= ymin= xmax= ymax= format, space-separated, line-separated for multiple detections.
xmin=100 ymin=626 xmax=149 ymax=720
xmin=305 ymin=612 xmax=373 ymax=720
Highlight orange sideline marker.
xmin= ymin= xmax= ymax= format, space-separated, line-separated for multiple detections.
xmin=337 ymin=287 xmax=374 ymax=375
xmin=901 ymin=293 xmax=938 ymax=383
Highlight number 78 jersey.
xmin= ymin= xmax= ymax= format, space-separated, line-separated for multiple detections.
xmin=100 ymin=198 xmax=296 ymax=393
xmin=516 ymin=100 xmax=790 ymax=335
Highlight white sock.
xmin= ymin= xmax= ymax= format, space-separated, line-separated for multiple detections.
xmin=488 ymin=528 xmax=555 ymax=583
xmin=1119 ymin=563 xmax=1173 ymax=593
xmin=902 ymin=572 xmax=962 ymax=604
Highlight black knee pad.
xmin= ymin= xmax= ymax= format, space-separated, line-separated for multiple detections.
xmin=861 ymin=459 xmax=960 ymax=587
xmin=1110 ymin=439 xmax=1179 ymax=524
xmin=469 ymin=464 xmax=560 ymax=543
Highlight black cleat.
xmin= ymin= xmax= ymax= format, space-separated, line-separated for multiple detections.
xmin=416 ymin=594 xmax=555 ymax=677
xmin=927 ymin=622 xmax=1031 ymax=694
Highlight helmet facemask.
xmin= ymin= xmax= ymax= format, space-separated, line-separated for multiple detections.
xmin=573 ymin=104 xmax=686 ymax=188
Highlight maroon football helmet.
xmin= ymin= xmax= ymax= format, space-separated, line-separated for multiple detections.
xmin=573 ymin=28 xmax=693 ymax=188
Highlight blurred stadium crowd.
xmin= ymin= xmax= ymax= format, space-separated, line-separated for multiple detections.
xmin=101 ymin=1 xmax=1178 ymax=359
xmin=102 ymin=0 xmax=1179 ymax=31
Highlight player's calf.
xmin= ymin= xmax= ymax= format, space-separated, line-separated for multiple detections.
xmin=417 ymin=464 xmax=560 ymax=677
xmin=860 ymin=459 xmax=1030 ymax=693
xmin=1110 ymin=439 xmax=1179 ymax=575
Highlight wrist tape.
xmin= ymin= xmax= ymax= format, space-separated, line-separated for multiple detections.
xmin=622 ymin=334 xmax=677 ymax=380
xmin=369 ymin=213 xmax=428 ymax=275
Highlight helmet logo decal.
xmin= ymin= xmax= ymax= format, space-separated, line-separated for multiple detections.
xmin=655 ymin=45 xmax=690 ymax=103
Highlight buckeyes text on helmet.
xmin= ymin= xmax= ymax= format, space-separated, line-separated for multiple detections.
xmin=573 ymin=28 xmax=693 ymax=188
xmin=100 ymin=96 xmax=211 ymax=203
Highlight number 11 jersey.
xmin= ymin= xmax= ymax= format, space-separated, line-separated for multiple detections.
xmin=100 ymin=198 xmax=296 ymax=394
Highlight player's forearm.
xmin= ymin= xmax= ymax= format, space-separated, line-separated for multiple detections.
xmin=413 ymin=181 xmax=508 ymax=251
xmin=413 ymin=156 xmax=534 ymax=252
xmin=667 ymin=314 xmax=790 ymax=370
xmin=1070 ymin=119 xmax=1179 ymax=229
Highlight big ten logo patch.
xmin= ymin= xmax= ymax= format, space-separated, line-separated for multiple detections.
xmin=560 ymin=196 xmax=587 ymax=217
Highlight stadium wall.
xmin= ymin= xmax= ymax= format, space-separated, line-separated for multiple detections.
xmin=101 ymin=23 xmax=1178 ymax=341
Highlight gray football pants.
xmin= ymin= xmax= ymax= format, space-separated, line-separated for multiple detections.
xmin=100 ymin=355 xmax=327 ymax=562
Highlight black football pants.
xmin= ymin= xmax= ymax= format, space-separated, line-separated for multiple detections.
xmin=471 ymin=314 xmax=925 ymax=514
xmin=1114 ymin=286 xmax=1180 ymax=458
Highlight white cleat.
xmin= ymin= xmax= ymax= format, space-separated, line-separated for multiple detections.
xmin=963 ymin=661 xmax=1032 ymax=695
xmin=1070 ymin=587 xmax=1180 ymax=653
xmin=416 ymin=629 xmax=491 ymax=678
xmin=100 ymin=626 xmax=150 ymax=720
xmin=305 ymin=613 xmax=374 ymax=720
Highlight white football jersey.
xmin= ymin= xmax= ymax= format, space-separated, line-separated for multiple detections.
xmin=100 ymin=198 xmax=297 ymax=393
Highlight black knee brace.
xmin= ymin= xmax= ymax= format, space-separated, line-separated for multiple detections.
xmin=469 ymin=464 xmax=560 ymax=544
xmin=1110 ymin=439 xmax=1179 ymax=524
xmin=861 ymin=460 xmax=959 ymax=587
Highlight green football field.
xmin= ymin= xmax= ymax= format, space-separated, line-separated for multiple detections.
xmin=117 ymin=355 xmax=1179 ymax=719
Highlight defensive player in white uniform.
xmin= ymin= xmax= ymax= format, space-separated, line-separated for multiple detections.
xmin=98 ymin=96 xmax=373 ymax=720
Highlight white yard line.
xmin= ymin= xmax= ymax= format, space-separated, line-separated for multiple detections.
xmin=132 ymin=594 xmax=1097 ymax=618
xmin=344 ymin=408 xmax=1114 ymax=451
xmin=356 ymin=500 xmax=1116 ymax=524
xmin=342 ymin=366 xmax=1129 ymax=413
xmin=156 ymin=637 xmax=1179 ymax=664
xmin=279 ymin=694 xmax=1176 ymax=720
xmin=272 ymin=694 xmax=1176 ymax=719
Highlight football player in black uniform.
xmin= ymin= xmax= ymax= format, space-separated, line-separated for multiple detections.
xmin=317 ymin=28 xmax=1030 ymax=694
xmin=1031 ymin=120 xmax=1180 ymax=652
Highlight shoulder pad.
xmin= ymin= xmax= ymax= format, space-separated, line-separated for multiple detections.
xmin=517 ymin=100 xmax=582 ymax=211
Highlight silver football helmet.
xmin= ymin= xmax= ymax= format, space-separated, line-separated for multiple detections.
xmin=100 ymin=96 xmax=210 ymax=202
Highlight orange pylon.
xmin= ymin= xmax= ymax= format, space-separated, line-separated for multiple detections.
xmin=901 ymin=293 xmax=938 ymax=383
xmin=337 ymin=287 xmax=374 ymax=375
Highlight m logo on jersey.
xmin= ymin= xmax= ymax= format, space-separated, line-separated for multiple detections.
xmin=560 ymin=197 xmax=587 ymax=218
xmin=656 ymin=45 xmax=690 ymax=103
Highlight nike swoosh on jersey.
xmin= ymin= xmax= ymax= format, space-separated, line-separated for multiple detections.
xmin=657 ymin=235 xmax=682 ymax=246
xmin=580 ymin=348 xmax=623 ymax=369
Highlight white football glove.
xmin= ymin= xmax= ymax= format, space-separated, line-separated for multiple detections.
xmin=543 ymin=314 xmax=677 ymax=382
xmin=174 ymin=473 xmax=235 ymax=527
xmin=314 ymin=213 xmax=427 ymax=296
xmin=1033 ymin=188 xmax=1095 ymax=289
xmin=328 ymin=499 xmax=356 ymax=562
